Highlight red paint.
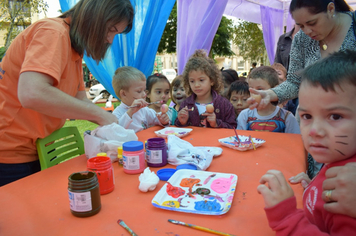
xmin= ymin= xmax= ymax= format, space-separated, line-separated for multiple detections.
xmin=166 ymin=182 xmax=185 ymax=198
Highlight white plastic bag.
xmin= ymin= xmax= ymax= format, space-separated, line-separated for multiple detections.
xmin=84 ymin=123 xmax=138 ymax=162
xmin=167 ymin=135 xmax=222 ymax=170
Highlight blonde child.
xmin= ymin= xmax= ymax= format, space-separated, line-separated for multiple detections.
xmin=237 ymin=66 xmax=300 ymax=134
xmin=112 ymin=67 xmax=170 ymax=132
xmin=226 ymin=80 xmax=250 ymax=120
xmin=271 ymin=63 xmax=287 ymax=84
xmin=175 ymin=49 xmax=236 ymax=129
xmin=169 ymin=75 xmax=187 ymax=125
xmin=258 ymin=50 xmax=356 ymax=235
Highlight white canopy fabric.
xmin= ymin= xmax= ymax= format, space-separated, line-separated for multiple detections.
xmin=224 ymin=0 xmax=356 ymax=27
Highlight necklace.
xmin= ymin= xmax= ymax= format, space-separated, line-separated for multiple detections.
xmin=321 ymin=41 xmax=328 ymax=51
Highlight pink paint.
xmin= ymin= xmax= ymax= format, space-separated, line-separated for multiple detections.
xmin=211 ymin=175 xmax=234 ymax=194
xmin=309 ymin=128 xmax=317 ymax=136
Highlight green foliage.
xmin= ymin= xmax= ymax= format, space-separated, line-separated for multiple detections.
xmin=157 ymin=3 xmax=235 ymax=58
xmin=232 ymin=20 xmax=266 ymax=64
xmin=157 ymin=2 xmax=177 ymax=54
xmin=210 ymin=16 xmax=235 ymax=58
xmin=0 ymin=0 xmax=48 ymax=47
xmin=0 ymin=46 xmax=6 ymax=61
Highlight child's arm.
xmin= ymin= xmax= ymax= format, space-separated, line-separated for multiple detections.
xmin=156 ymin=112 xmax=170 ymax=126
xmin=177 ymin=106 xmax=189 ymax=126
xmin=236 ymin=109 xmax=248 ymax=130
xmin=289 ymin=172 xmax=311 ymax=189
xmin=257 ymin=170 xmax=295 ymax=208
xmin=126 ymin=99 xmax=148 ymax=118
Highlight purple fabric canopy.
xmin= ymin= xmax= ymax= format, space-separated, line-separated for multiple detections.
xmin=177 ymin=0 xmax=228 ymax=75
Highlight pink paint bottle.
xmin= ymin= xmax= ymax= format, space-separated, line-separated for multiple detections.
xmin=122 ymin=141 xmax=146 ymax=174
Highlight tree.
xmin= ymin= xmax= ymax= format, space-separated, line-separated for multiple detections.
xmin=232 ymin=20 xmax=267 ymax=65
xmin=0 ymin=0 xmax=48 ymax=48
xmin=157 ymin=3 xmax=235 ymax=59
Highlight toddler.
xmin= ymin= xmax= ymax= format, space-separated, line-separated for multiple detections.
xmin=227 ymin=80 xmax=250 ymax=120
xmin=237 ymin=66 xmax=300 ymax=134
xmin=112 ymin=66 xmax=169 ymax=132
xmin=169 ymin=75 xmax=187 ymax=125
xmin=175 ymin=49 xmax=236 ymax=129
xmin=258 ymin=50 xmax=356 ymax=235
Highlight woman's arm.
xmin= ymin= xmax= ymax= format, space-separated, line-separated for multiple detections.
xmin=18 ymin=71 xmax=118 ymax=126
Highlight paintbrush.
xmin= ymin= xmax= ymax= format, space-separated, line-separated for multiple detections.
xmin=117 ymin=219 xmax=138 ymax=236
xmin=187 ymin=107 xmax=194 ymax=111
xmin=128 ymin=100 xmax=163 ymax=108
xmin=249 ymin=135 xmax=256 ymax=150
xmin=233 ymin=129 xmax=241 ymax=143
xmin=168 ymin=219 xmax=235 ymax=236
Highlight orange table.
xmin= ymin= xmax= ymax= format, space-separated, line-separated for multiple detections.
xmin=0 ymin=127 xmax=306 ymax=236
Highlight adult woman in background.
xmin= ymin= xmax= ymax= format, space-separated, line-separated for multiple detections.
xmin=249 ymin=0 xmax=356 ymax=108
xmin=0 ymin=0 xmax=134 ymax=186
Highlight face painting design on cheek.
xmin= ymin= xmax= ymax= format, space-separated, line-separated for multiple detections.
xmin=334 ymin=135 xmax=349 ymax=156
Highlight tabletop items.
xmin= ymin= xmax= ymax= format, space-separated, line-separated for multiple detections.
xmin=168 ymin=219 xmax=236 ymax=236
xmin=152 ymin=169 xmax=238 ymax=215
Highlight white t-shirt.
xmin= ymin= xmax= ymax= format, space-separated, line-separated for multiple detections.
xmin=113 ymin=103 xmax=167 ymax=133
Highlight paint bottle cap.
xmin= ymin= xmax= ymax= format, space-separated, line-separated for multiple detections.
xmin=176 ymin=164 xmax=198 ymax=170
xmin=157 ymin=168 xmax=176 ymax=181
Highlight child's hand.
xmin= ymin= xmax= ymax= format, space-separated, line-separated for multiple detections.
xmin=257 ymin=170 xmax=294 ymax=208
xmin=157 ymin=112 xmax=170 ymax=125
xmin=202 ymin=111 xmax=217 ymax=128
xmin=127 ymin=99 xmax=147 ymax=118
xmin=177 ymin=106 xmax=189 ymax=125
xmin=289 ymin=172 xmax=311 ymax=189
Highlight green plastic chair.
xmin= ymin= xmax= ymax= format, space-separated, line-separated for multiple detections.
xmin=36 ymin=126 xmax=85 ymax=170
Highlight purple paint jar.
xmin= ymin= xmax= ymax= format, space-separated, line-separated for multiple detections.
xmin=146 ymin=137 xmax=168 ymax=167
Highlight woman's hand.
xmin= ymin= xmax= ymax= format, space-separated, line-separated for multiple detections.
xmin=177 ymin=106 xmax=189 ymax=125
xmin=247 ymin=89 xmax=278 ymax=110
xmin=289 ymin=172 xmax=311 ymax=189
xmin=257 ymin=170 xmax=294 ymax=208
xmin=322 ymin=162 xmax=356 ymax=218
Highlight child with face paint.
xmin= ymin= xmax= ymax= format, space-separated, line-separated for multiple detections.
xmin=258 ymin=50 xmax=356 ymax=235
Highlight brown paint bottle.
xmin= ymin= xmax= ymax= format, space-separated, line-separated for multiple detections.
xmin=68 ymin=171 xmax=101 ymax=217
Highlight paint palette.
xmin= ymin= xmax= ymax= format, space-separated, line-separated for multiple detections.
xmin=152 ymin=170 xmax=238 ymax=215
xmin=218 ymin=136 xmax=266 ymax=151
xmin=155 ymin=127 xmax=193 ymax=138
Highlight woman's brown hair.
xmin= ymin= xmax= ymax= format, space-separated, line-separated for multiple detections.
xmin=60 ymin=0 xmax=134 ymax=62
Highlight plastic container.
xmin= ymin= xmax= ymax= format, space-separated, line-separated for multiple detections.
xmin=122 ymin=141 xmax=146 ymax=174
xmin=157 ymin=168 xmax=176 ymax=181
xmin=176 ymin=164 xmax=198 ymax=170
xmin=68 ymin=171 xmax=101 ymax=217
xmin=117 ymin=146 xmax=123 ymax=166
xmin=87 ymin=155 xmax=115 ymax=195
xmin=146 ymin=137 xmax=168 ymax=167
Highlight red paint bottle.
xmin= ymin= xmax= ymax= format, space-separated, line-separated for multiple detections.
xmin=87 ymin=154 xmax=115 ymax=195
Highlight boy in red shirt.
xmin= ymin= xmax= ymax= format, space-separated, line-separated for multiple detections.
xmin=258 ymin=50 xmax=356 ymax=235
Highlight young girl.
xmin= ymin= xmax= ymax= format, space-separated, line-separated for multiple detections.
xmin=169 ymin=75 xmax=187 ymax=125
xmin=175 ymin=50 xmax=236 ymax=129
xmin=146 ymin=73 xmax=175 ymax=124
